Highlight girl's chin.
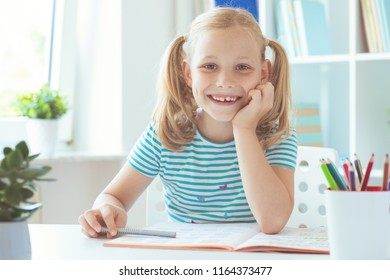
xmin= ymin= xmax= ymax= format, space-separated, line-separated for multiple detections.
xmin=197 ymin=108 xmax=238 ymax=123
xmin=209 ymin=113 xmax=236 ymax=123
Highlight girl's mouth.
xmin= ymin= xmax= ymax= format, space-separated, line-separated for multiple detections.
xmin=208 ymin=95 xmax=241 ymax=104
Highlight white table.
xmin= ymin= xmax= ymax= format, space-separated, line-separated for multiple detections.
xmin=28 ymin=224 xmax=329 ymax=260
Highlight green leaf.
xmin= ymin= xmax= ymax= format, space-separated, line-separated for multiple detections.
xmin=3 ymin=147 xmax=12 ymax=156
xmin=16 ymin=141 xmax=29 ymax=159
xmin=0 ymin=179 xmax=7 ymax=190
xmin=18 ymin=166 xmax=51 ymax=179
xmin=13 ymin=202 xmax=42 ymax=212
xmin=6 ymin=150 xmax=23 ymax=169
xmin=19 ymin=188 xmax=34 ymax=200
xmin=4 ymin=187 xmax=22 ymax=206
xmin=0 ymin=167 xmax=7 ymax=177
xmin=1 ymin=158 xmax=8 ymax=170
xmin=28 ymin=153 xmax=40 ymax=161
xmin=35 ymin=178 xmax=56 ymax=182
xmin=0 ymin=208 xmax=13 ymax=221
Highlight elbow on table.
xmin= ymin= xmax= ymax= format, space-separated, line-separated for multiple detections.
xmin=258 ymin=217 xmax=289 ymax=234
xmin=259 ymin=224 xmax=283 ymax=235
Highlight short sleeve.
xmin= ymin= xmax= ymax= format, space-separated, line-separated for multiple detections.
xmin=265 ymin=128 xmax=298 ymax=170
xmin=128 ymin=122 xmax=162 ymax=177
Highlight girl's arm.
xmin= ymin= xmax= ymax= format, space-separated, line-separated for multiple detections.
xmin=78 ymin=164 xmax=154 ymax=237
xmin=232 ymin=82 xmax=294 ymax=234
xmin=233 ymin=128 xmax=294 ymax=234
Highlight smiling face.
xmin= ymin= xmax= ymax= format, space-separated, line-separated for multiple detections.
xmin=182 ymin=27 xmax=265 ymax=124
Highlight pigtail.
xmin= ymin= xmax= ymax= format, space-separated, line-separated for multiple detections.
xmin=257 ymin=39 xmax=292 ymax=149
xmin=153 ymin=35 xmax=198 ymax=151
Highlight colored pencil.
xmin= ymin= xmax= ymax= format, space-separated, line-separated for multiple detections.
xmin=348 ymin=163 xmax=356 ymax=191
xmin=354 ymin=154 xmax=364 ymax=184
xmin=326 ymin=158 xmax=348 ymax=191
xmin=320 ymin=159 xmax=338 ymax=190
xmin=382 ymin=154 xmax=389 ymax=191
xmin=361 ymin=153 xmax=375 ymax=191
xmin=342 ymin=159 xmax=350 ymax=185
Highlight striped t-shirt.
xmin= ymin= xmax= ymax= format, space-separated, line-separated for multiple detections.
xmin=128 ymin=122 xmax=298 ymax=223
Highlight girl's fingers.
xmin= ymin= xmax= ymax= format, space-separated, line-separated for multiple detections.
xmin=257 ymin=83 xmax=274 ymax=108
xmin=78 ymin=214 xmax=99 ymax=237
xmin=81 ymin=227 xmax=98 ymax=238
xmin=82 ymin=209 xmax=104 ymax=233
xmin=100 ymin=205 xmax=119 ymax=236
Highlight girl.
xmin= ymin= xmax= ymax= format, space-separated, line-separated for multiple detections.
xmin=79 ymin=7 xmax=297 ymax=237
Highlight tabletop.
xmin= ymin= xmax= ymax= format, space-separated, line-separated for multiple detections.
xmin=28 ymin=224 xmax=330 ymax=260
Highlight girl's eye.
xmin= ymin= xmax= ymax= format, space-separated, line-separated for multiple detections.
xmin=202 ymin=64 xmax=217 ymax=70
xmin=236 ymin=64 xmax=250 ymax=71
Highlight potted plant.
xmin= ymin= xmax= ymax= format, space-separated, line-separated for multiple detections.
xmin=0 ymin=141 xmax=53 ymax=259
xmin=15 ymin=84 xmax=69 ymax=157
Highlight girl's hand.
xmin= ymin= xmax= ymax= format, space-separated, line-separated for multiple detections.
xmin=78 ymin=204 xmax=127 ymax=238
xmin=232 ymin=82 xmax=274 ymax=131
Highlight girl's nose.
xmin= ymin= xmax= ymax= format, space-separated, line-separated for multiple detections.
xmin=216 ymin=70 xmax=235 ymax=88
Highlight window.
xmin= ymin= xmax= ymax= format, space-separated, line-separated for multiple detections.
xmin=0 ymin=0 xmax=55 ymax=116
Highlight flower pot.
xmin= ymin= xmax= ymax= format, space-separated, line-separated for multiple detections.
xmin=26 ymin=119 xmax=59 ymax=158
xmin=0 ymin=221 xmax=32 ymax=260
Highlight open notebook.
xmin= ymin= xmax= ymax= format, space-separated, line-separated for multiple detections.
xmin=104 ymin=222 xmax=329 ymax=254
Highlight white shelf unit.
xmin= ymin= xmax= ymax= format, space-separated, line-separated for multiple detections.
xmin=260 ymin=0 xmax=390 ymax=164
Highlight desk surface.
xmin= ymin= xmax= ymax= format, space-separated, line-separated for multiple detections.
xmin=29 ymin=224 xmax=329 ymax=260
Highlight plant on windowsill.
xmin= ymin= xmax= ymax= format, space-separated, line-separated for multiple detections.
xmin=15 ymin=84 xmax=69 ymax=157
xmin=0 ymin=140 xmax=53 ymax=259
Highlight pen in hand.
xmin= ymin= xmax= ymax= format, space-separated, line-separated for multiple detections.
xmin=100 ymin=226 xmax=176 ymax=238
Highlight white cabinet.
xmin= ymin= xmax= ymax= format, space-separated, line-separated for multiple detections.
xmin=260 ymin=0 xmax=390 ymax=165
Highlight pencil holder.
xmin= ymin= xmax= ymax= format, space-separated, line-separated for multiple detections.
xmin=324 ymin=188 xmax=390 ymax=260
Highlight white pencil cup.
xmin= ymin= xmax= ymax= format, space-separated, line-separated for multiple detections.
xmin=324 ymin=188 xmax=390 ymax=259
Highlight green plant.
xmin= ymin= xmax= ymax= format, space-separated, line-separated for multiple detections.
xmin=0 ymin=141 xmax=53 ymax=221
xmin=15 ymin=84 xmax=68 ymax=119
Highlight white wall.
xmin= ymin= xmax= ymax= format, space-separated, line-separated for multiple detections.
xmin=121 ymin=0 xmax=176 ymax=152
xmin=30 ymin=156 xmax=123 ymax=224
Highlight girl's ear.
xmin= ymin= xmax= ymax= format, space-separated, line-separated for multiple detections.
xmin=260 ymin=59 xmax=271 ymax=84
xmin=182 ymin=60 xmax=192 ymax=87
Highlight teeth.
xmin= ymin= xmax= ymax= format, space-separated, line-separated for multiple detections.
xmin=211 ymin=96 xmax=237 ymax=102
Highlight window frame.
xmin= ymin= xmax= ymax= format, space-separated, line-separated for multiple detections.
xmin=0 ymin=0 xmax=75 ymax=151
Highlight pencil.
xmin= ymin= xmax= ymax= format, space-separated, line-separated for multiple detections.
xmin=326 ymin=158 xmax=348 ymax=191
xmin=361 ymin=153 xmax=375 ymax=191
xmin=320 ymin=159 xmax=338 ymax=190
xmin=342 ymin=159 xmax=350 ymax=187
xmin=382 ymin=154 xmax=389 ymax=191
xmin=349 ymin=163 xmax=356 ymax=191
xmin=347 ymin=158 xmax=359 ymax=190
xmin=354 ymin=154 xmax=364 ymax=184
xmin=100 ymin=227 xmax=176 ymax=238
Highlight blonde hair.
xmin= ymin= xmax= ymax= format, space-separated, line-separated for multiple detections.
xmin=153 ymin=7 xmax=291 ymax=151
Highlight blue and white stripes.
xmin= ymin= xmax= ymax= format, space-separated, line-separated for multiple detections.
xmin=128 ymin=122 xmax=297 ymax=223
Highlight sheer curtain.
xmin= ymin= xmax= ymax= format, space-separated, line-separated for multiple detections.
xmin=61 ymin=0 xmax=122 ymax=154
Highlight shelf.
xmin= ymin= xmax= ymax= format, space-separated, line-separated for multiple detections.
xmin=289 ymin=54 xmax=350 ymax=65
xmin=355 ymin=52 xmax=390 ymax=62
xmin=262 ymin=0 xmax=390 ymax=161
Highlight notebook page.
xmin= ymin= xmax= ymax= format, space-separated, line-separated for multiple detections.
xmin=236 ymin=226 xmax=329 ymax=253
xmin=104 ymin=222 xmax=260 ymax=251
